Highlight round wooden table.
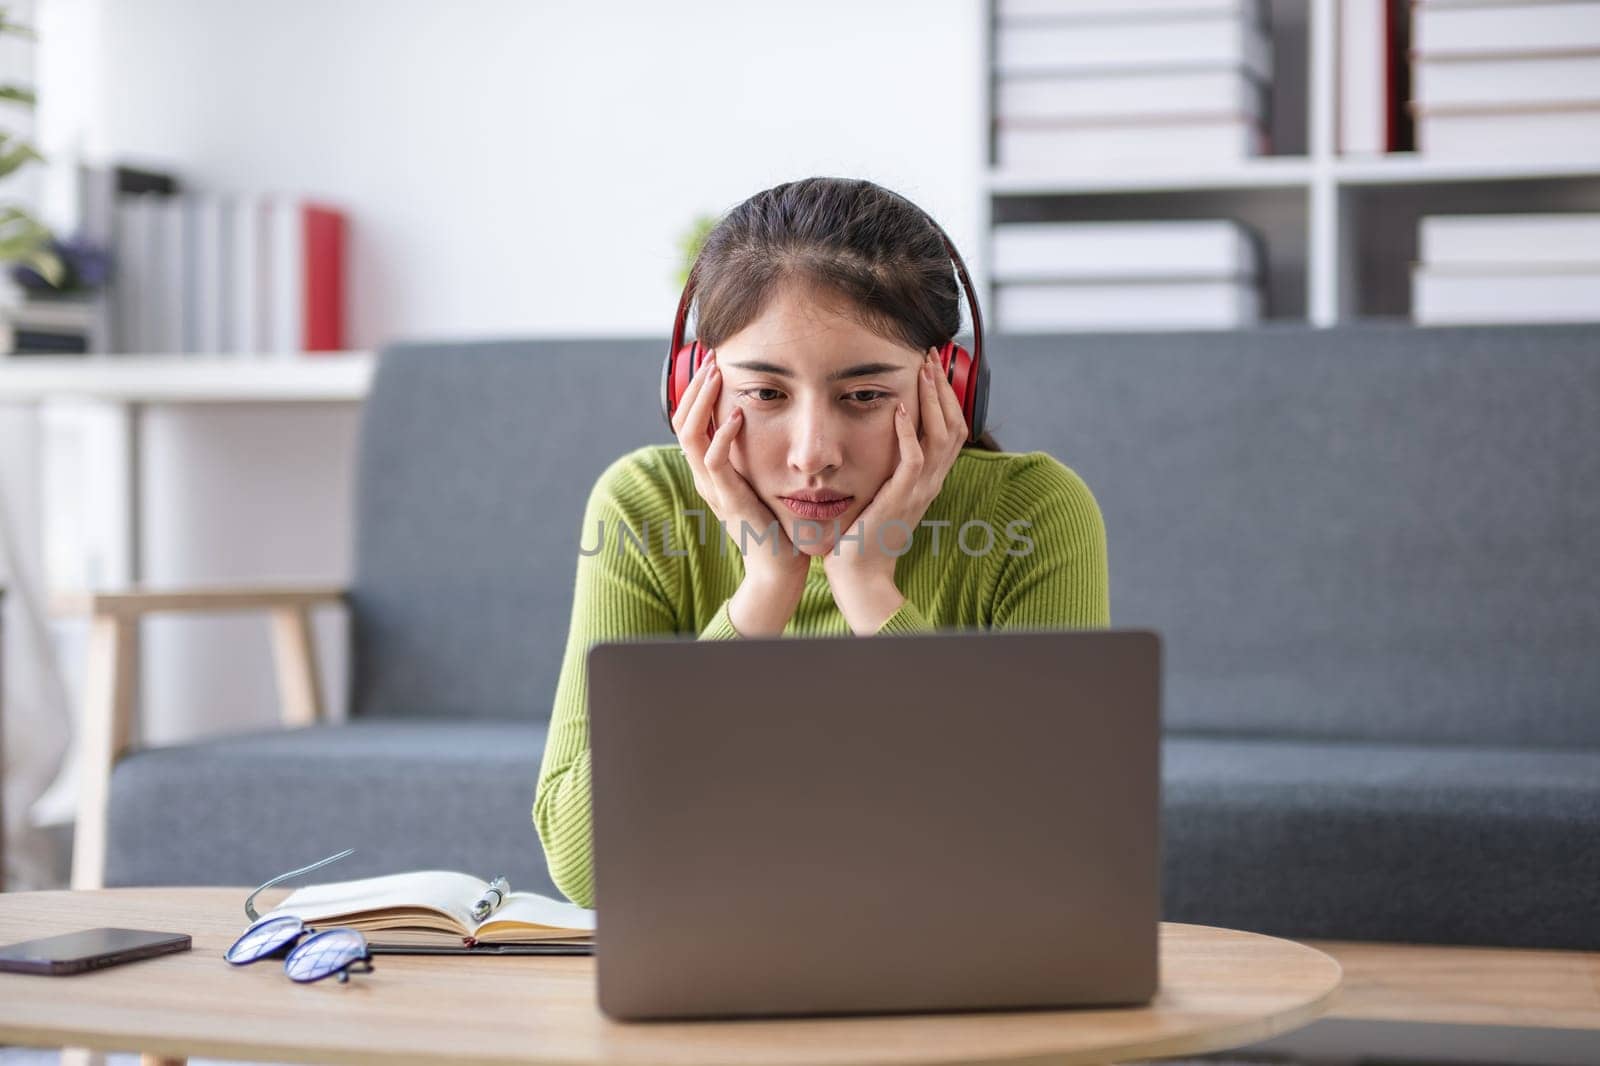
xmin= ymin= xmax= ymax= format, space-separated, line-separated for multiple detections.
xmin=0 ymin=889 xmax=1341 ymax=1066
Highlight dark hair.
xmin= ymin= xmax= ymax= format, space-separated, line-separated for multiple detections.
xmin=688 ymin=176 xmax=1002 ymax=452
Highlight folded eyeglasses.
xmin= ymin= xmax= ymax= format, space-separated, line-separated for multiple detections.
xmin=226 ymin=848 xmax=373 ymax=984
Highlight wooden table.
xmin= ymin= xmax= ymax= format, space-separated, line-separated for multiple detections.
xmin=1306 ymin=939 xmax=1600 ymax=1030
xmin=0 ymin=889 xmax=1341 ymax=1066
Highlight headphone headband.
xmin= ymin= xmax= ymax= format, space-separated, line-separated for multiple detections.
xmin=670 ymin=213 xmax=984 ymax=373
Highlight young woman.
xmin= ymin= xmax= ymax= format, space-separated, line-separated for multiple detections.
xmin=534 ymin=177 xmax=1109 ymax=908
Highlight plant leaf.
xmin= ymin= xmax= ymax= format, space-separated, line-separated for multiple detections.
xmin=0 ymin=142 xmax=44 ymax=180
xmin=0 ymin=13 xmax=39 ymax=40
xmin=0 ymin=204 xmax=56 ymax=276
xmin=0 ymin=85 xmax=37 ymax=107
xmin=7 ymin=247 xmax=64 ymax=287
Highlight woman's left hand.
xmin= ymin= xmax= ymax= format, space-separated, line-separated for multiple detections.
xmin=823 ymin=346 xmax=969 ymax=631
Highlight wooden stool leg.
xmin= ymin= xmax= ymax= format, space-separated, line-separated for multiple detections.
xmin=60 ymin=1049 xmax=106 ymax=1066
xmin=71 ymin=614 xmax=139 ymax=890
xmin=269 ymin=604 xmax=325 ymax=727
xmin=58 ymin=1048 xmax=183 ymax=1066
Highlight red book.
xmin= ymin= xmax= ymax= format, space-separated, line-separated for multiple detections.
xmin=302 ymin=204 xmax=346 ymax=352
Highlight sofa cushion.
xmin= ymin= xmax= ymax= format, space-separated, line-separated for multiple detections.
xmin=105 ymin=719 xmax=559 ymax=897
xmin=1162 ymin=733 xmax=1600 ymax=949
xmin=106 ymin=721 xmax=1600 ymax=949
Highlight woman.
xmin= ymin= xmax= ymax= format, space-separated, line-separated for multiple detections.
xmin=534 ymin=177 xmax=1109 ymax=908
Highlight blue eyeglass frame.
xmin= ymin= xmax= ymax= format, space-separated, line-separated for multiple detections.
xmin=226 ymin=914 xmax=374 ymax=983
xmin=228 ymin=847 xmax=373 ymax=984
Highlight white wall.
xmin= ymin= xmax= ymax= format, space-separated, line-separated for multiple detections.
xmin=43 ymin=0 xmax=987 ymax=350
xmin=18 ymin=1 xmax=987 ymax=854
xmin=139 ymin=404 xmax=357 ymax=744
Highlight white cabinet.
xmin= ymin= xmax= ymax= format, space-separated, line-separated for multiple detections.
xmin=979 ymin=0 xmax=1600 ymax=327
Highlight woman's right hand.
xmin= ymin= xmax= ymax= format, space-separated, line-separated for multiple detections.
xmin=671 ymin=349 xmax=811 ymax=633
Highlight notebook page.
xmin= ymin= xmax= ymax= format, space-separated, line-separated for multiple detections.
xmin=474 ymin=891 xmax=597 ymax=934
xmin=268 ymin=870 xmax=485 ymax=931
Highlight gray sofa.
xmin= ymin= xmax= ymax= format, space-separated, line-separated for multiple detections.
xmin=105 ymin=323 xmax=1600 ymax=951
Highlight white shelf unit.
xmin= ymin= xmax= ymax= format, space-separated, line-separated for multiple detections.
xmin=0 ymin=352 xmax=375 ymax=404
xmin=978 ymin=0 xmax=1600 ymax=328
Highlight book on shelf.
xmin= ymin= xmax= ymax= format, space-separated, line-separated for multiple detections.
xmin=995 ymin=13 xmax=1273 ymax=81
xmin=150 ymin=197 xmax=189 ymax=355
xmin=992 ymin=219 xmax=1261 ymax=280
xmin=1383 ymin=0 xmax=1413 ymax=150
xmin=266 ymin=198 xmax=347 ymax=355
xmin=114 ymin=165 xmax=180 ymax=197
xmin=1412 ymin=0 xmax=1600 ymax=56
xmin=111 ymin=195 xmax=154 ymax=354
xmin=78 ymin=164 xmax=119 ymax=260
xmin=1414 ymin=106 xmax=1600 ymax=160
xmin=997 ymin=116 xmax=1268 ymax=169
xmin=997 ymin=68 xmax=1266 ymax=123
xmin=188 ymin=195 xmax=231 ymax=355
xmin=228 ymin=195 xmax=270 ymax=356
xmin=9 ymin=330 xmax=88 ymax=355
xmin=264 ymin=869 xmax=596 ymax=948
xmin=102 ymin=188 xmax=347 ymax=358
xmin=1413 ymin=267 xmax=1600 ymax=324
xmin=996 ymin=279 xmax=1262 ymax=330
xmin=1413 ymin=53 xmax=1600 ymax=110
xmin=6 ymin=297 xmax=96 ymax=333
xmin=1338 ymin=0 xmax=1383 ymax=153
xmin=64 ymin=161 xmax=184 ymax=354
xmin=997 ymin=0 xmax=1266 ymax=20
xmin=1419 ymin=213 xmax=1600 ymax=267
xmin=4 ymin=297 xmax=96 ymax=355
xmin=1339 ymin=0 xmax=1412 ymax=154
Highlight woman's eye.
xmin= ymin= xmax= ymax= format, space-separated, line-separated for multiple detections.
xmin=737 ymin=388 xmax=889 ymax=405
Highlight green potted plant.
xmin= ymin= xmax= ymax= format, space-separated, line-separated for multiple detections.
xmin=0 ymin=5 xmax=64 ymax=352
xmin=675 ymin=212 xmax=719 ymax=288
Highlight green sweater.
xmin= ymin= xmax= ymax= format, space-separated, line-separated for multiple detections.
xmin=532 ymin=444 xmax=1110 ymax=907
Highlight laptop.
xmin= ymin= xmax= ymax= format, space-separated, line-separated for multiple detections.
xmin=586 ymin=627 xmax=1162 ymax=1022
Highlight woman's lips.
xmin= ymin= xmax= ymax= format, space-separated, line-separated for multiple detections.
xmin=780 ymin=496 xmax=853 ymax=520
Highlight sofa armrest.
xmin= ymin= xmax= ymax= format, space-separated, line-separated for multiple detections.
xmin=55 ymin=584 xmax=348 ymax=889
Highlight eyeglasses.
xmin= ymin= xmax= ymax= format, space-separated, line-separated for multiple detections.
xmin=229 ymin=847 xmax=372 ymax=984
xmin=226 ymin=914 xmax=374 ymax=983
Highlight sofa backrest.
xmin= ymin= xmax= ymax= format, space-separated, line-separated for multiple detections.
xmin=994 ymin=322 xmax=1599 ymax=748
xmin=350 ymin=339 xmax=670 ymax=721
xmin=350 ymin=324 xmax=1599 ymax=748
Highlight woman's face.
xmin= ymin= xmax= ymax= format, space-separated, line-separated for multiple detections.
xmin=712 ymin=281 xmax=934 ymax=556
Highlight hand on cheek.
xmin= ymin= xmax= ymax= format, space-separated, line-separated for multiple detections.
xmin=821 ymin=346 xmax=967 ymax=634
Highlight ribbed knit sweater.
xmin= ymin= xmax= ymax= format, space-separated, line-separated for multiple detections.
xmin=532 ymin=443 xmax=1110 ymax=907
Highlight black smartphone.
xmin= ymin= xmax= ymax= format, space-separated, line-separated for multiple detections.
xmin=0 ymin=927 xmax=192 ymax=976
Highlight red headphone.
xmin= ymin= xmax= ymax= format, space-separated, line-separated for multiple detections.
xmin=661 ymin=219 xmax=990 ymax=444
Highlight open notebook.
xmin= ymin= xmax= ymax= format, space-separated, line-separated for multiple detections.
xmin=265 ymin=870 xmax=595 ymax=952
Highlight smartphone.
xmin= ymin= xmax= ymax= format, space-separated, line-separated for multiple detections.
xmin=0 ymin=927 xmax=192 ymax=976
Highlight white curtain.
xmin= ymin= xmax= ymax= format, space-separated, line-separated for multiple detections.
xmin=0 ymin=405 xmax=73 ymax=890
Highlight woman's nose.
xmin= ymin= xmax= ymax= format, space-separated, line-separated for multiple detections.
xmin=788 ymin=402 xmax=843 ymax=475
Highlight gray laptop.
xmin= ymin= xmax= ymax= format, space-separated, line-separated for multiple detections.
xmin=586 ymin=628 xmax=1161 ymax=1022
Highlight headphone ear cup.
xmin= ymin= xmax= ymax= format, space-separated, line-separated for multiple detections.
xmin=661 ymin=341 xmax=708 ymax=424
xmin=659 ymin=349 xmax=677 ymax=425
xmin=969 ymin=347 xmax=989 ymax=442
xmin=942 ymin=342 xmax=983 ymax=443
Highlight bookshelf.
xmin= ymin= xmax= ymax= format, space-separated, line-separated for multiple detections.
xmin=978 ymin=0 xmax=1600 ymax=328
